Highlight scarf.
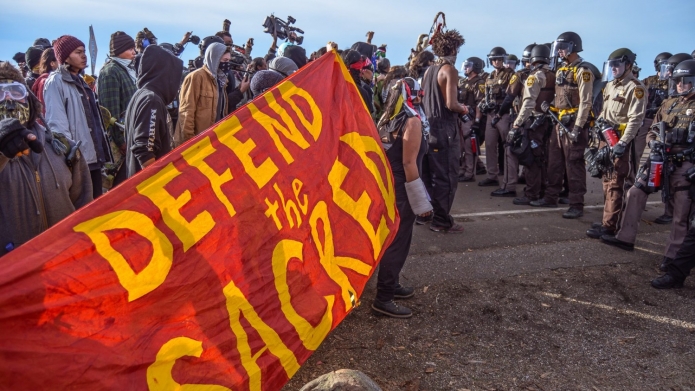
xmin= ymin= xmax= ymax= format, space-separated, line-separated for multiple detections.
xmin=111 ymin=57 xmax=136 ymax=83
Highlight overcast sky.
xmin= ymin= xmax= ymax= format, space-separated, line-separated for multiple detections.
xmin=2 ymin=0 xmax=694 ymax=77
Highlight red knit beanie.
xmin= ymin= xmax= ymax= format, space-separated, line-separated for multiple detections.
xmin=54 ymin=35 xmax=85 ymax=64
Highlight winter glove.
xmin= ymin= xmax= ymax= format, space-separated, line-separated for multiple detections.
xmin=568 ymin=129 xmax=580 ymax=143
xmin=491 ymin=115 xmax=501 ymax=127
xmin=0 ymin=118 xmax=43 ymax=158
xmin=612 ymin=142 xmax=626 ymax=158
xmin=404 ymin=177 xmax=433 ymax=216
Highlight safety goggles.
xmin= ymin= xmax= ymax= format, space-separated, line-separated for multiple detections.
xmin=0 ymin=82 xmax=28 ymax=102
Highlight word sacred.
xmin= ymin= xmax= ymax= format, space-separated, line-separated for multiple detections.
xmin=71 ymin=80 xmax=397 ymax=390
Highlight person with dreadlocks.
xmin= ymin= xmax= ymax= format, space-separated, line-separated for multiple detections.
xmin=420 ymin=28 xmax=468 ymax=233
xmin=372 ymin=77 xmax=432 ymax=318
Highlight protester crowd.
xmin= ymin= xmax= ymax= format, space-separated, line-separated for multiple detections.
xmin=2 ymin=17 xmax=695 ymax=319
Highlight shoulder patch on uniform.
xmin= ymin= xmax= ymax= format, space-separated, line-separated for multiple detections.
xmin=582 ymin=72 xmax=591 ymax=82
xmin=526 ymin=76 xmax=536 ymax=87
xmin=634 ymin=87 xmax=645 ymax=99
xmin=510 ymin=75 xmax=518 ymax=85
xmin=479 ymin=84 xmax=485 ymax=94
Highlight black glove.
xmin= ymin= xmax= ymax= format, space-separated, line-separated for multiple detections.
xmin=471 ymin=120 xmax=480 ymax=133
xmin=0 ymin=118 xmax=43 ymax=158
xmin=567 ymin=125 xmax=584 ymax=143
xmin=648 ymin=140 xmax=664 ymax=150
xmin=491 ymin=115 xmax=501 ymax=127
xmin=612 ymin=142 xmax=626 ymax=158
xmin=685 ymin=166 xmax=695 ymax=183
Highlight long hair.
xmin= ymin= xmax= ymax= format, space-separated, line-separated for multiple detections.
xmin=408 ymin=51 xmax=435 ymax=79
xmin=430 ymin=29 xmax=465 ymax=57
xmin=39 ymin=48 xmax=56 ymax=75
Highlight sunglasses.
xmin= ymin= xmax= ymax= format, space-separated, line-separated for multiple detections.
xmin=0 ymin=82 xmax=28 ymax=102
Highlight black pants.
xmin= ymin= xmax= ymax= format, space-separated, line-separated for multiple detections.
xmin=667 ymin=225 xmax=695 ymax=280
xmin=112 ymin=163 xmax=128 ymax=188
xmin=376 ymin=186 xmax=416 ymax=302
xmin=422 ymin=124 xmax=460 ymax=228
xmin=90 ymin=169 xmax=103 ymax=199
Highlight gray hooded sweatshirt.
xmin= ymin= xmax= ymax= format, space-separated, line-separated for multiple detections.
xmin=204 ymin=43 xmax=228 ymax=122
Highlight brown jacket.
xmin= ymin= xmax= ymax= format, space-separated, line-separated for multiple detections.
xmin=174 ymin=65 xmax=228 ymax=146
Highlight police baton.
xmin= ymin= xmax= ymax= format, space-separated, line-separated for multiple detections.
xmin=540 ymin=101 xmax=570 ymax=138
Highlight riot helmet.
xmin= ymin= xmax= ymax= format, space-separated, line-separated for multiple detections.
xmin=529 ymin=45 xmax=550 ymax=66
xmin=461 ymin=57 xmax=484 ymax=76
xmin=653 ymin=52 xmax=672 ymax=72
xmin=487 ymin=47 xmax=507 ymax=68
xmin=504 ymin=54 xmax=519 ymax=70
xmin=660 ymin=53 xmax=693 ymax=80
xmin=521 ymin=43 xmax=536 ymax=67
xmin=692 ymin=49 xmax=695 ymax=59
xmin=669 ymin=59 xmax=695 ymax=97
xmin=199 ymin=36 xmax=224 ymax=57
xmin=601 ymin=48 xmax=636 ymax=82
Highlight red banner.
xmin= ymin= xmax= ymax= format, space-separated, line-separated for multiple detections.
xmin=0 ymin=52 xmax=399 ymax=390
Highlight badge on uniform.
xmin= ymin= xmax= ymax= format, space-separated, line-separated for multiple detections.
xmin=510 ymin=75 xmax=518 ymax=85
xmin=526 ymin=76 xmax=535 ymax=87
xmin=582 ymin=72 xmax=591 ymax=82
xmin=634 ymin=87 xmax=645 ymax=99
xmin=479 ymin=84 xmax=485 ymax=94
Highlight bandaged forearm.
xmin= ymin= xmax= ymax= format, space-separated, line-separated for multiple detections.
xmin=405 ymin=178 xmax=433 ymax=215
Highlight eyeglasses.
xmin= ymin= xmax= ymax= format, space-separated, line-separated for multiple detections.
xmin=0 ymin=82 xmax=28 ymax=102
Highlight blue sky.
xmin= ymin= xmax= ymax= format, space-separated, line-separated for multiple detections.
xmin=2 ymin=0 xmax=694 ymax=77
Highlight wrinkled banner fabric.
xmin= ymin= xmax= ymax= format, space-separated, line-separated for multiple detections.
xmin=0 ymin=51 xmax=399 ymax=391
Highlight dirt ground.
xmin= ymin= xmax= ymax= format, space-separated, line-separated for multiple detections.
xmin=284 ymin=262 xmax=695 ymax=391
xmin=282 ymin=174 xmax=695 ymax=391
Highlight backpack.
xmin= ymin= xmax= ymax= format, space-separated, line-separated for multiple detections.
xmin=576 ymin=60 xmax=606 ymax=121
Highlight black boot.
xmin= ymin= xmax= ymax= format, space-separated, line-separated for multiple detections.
xmin=660 ymin=257 xmax=674 ymax=272
xmin=394 ymin=285 xmax=415 ymax=299
xmin=654 ymin=214 xmax=673 ymax=225
xmin=586 ymin=226 xmax=614 ymax=239
xmin=651 ymin=274 xmax=684 ymax=289
xmin=371 ymin=300 xmax=413 ymax=318
xmin=600 ymin=235 xmax=634 ymax=251
xmin=562 ymin=207 xmax=583 ymax=219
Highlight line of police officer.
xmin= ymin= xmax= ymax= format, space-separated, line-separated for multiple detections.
xmin=457 ymin=31 xmax=695 ymax=289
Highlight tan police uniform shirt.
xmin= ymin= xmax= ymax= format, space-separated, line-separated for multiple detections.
xmin=600 ymin=71 xmax=647 ymax=143
xmin=514 ymin=67 xmax=547 ymax=127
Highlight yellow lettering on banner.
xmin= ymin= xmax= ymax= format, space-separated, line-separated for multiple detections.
xmin=147 ymin=337 xmax=231 ymax=391
xmin=181 ymin=136 xmax=236 ymax=218
xmin=277 ymin=82 xmax=323 ymax=141
xmin=73 ymin=210 xmax=173 ymax=302
xmin=273 ymin=184 xmax=302 ymax=229
xmin=328 ymin=159 xmax=390 ymax=260
xmin=310 ymin=201 xmax=371 ymax=312
xmin=214 ymin=115 xmax=278 ymax=189
xmin=291 ymin=179 xmax=309 ymax=215
xmin=264 ymin=198 xmax=282 ymax=230
xmin=223 ymin=281 xmax=300 ymax=391
xmin=271 ymin=240 xmax=334 ymax=351
xmin=137 ymin=163 xmax=215 ymax=252
xmin=248 ymin=99 xmax=308 ymax=165
xmin=340 ymin=133 xmax=395 ymax=222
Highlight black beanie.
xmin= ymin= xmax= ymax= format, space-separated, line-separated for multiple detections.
xmin=25 ymin=47 xmax=43 ymax=70
xmin=110 ymin=31 xmax=135 ymax=57
xmin=12 ymin=52 xmax=25 ymax=64
xmin=283 ymin=45 xmax=307 ymax=69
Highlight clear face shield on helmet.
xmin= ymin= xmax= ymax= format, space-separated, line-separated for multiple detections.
xmin=503 ymin=59 xmax=518 ymax=70
xmin=487 ymin=54 xmax=507 ymax=68
xmin=549 ymin=41 xmax=573 ymax=70
xmin=660 ymin=62 xmax=675 ymax=80
xmin=602 ymin=59 xmax=627 ymax=82
xmin=461 ymin=61 xmax=476 ymax=76
xmin=669 ymin=76 xmax=695 ymax=97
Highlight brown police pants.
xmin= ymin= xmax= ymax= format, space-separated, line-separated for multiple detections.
xmin=626 ymin=117 xmax=652 ymax=187
xmin=544 ymin=124 xmax=588 ymax=207
xmin=523 ymin=122 xmax=549 ymax=200
xmin=485 ymin=113 xmax=518 ymax=190
xmin=601 ymin=141 xmax=632 ymax=231
xmin=616 ymin=160 xmax=694 ymax=258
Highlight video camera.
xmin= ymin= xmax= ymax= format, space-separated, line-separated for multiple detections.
xmin=263 ymin=15 xmax=304 ymax=45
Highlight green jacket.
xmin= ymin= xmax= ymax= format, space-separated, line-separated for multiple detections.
xmin=97 ymin=60 xmax=137 ymax=148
